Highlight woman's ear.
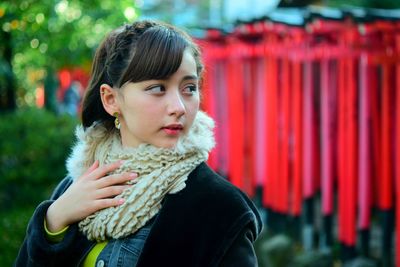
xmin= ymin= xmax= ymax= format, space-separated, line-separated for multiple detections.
xmin=100 ymin=84 xmax=120 ymax=116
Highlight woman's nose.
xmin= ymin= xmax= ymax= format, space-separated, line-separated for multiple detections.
xmin=167 ymin=91 xmax=186 ymax=117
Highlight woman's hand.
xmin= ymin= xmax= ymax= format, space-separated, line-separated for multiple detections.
xmin=45 ymin=160 xmax=136 ymax=232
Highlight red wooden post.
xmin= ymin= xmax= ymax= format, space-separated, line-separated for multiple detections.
xmin=337 ymin=54 xmax=346 ymax=247
xmin=395 ymin=31 xmax=400 ymax=267
xmin=263 ymin=35 xmax=280 ymax=212
xmin=199 ymin=39 xmax=218 ymax=170
xmin=291 ymin=58 xmax=303 ymax=217
xmin=226 ymin=38 xmax=245 ymax=192
xmin=277 ymin=56 xmax=291 ymax=213
xmin=379 ymin=63 xmax=394 ymax=212
xmin=289 ymin=26 xmax=306 ymax=218
xmin=302 ymin=59 xmax=315 ymax=201
xmin=320 ymin=56 xmax=336 ymax=218
xmin=254 ymin=47 xmax=267 ymax=193
xmin=302 ymin=52 xmax=319 ymax=250
xmin=357 ymin=51 xmax=376 ymax=256
xmin=379 ymin=49 xmax=395 ymax=267
xmin=242 ymin=49 xmax=257 ymax=198
xmin=320 ymin=46 xmax=339 ymax=250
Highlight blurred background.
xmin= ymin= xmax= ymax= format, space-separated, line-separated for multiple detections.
xmin=1 ymin=0 xmax=400 ymax=266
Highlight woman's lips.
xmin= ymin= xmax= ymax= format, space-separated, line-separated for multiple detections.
xmin=163 ymin=128 xmax=182 ymax=135
xmin=162 ymin=124 xmax=183 ymax=135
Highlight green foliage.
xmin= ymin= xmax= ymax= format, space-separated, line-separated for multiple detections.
xmin=0 ymin=108 xmax=78 ymax=266
xmin=0 ymin=108 xmax=78 ymax=210
xmin=0 ymin=207 xmax=35 ymax=266
xmin=0 ymin=0 xmax=140 ymax=107
xmin=327 ymin=0 xmax=400 ymax=8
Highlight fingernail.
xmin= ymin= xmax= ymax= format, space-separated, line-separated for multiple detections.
xmin=130 ymin=173 xmax=138 ymax=179
xmin=119 ymin=160 xmax=125 ymax=165
xmin=118 ymin=198 xmax=125 ymax=205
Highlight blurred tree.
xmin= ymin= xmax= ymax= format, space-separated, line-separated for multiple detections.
xmin=0 ymin=0 xmax=139 ymax=111
xmin=278 ymin=0 xmax=400 ymax=8
xmin=44 ymin=66 xmax=58 ymax=113
xmin=278 ymin=0 xmax=320 ymax=7
xmin=326 ymin=0 xmax=400 ymax=8
xmin=0 ymin=29 xmax=16 ymax=111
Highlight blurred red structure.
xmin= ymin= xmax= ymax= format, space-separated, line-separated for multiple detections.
xmin=199 ymin=7 xmax=399 ymax=266
xmin=56 ymin=68 xmax=89 ymax=114
xmin=57 ymin=68 xmax=89 ymax=102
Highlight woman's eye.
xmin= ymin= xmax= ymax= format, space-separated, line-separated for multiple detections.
xmin=146 ymin=85 xmax=165 ymax=94
xmin=183 ymin=84 xmax=198 ymax=95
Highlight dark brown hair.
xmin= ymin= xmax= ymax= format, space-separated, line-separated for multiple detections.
xmin=81 ymin=20 xmax=204 ymax=129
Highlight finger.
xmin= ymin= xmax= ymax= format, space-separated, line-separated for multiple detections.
xmin=96 ymin=172 xmax=137 ymax=188
xmin=87 ymin=160 xmax=124 ymax=180
xmin=83 ymin=160 xmax=99 ymax=177
xmin=95 ymin=198 xmax=125 ymax=210
xmin=78 ymin=161 xmax=99 ymax=180
xmin=95 ymin=185 xmax=131 ymax=199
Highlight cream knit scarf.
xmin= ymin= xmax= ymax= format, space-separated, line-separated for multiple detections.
xmin=66 ymin=111 xmax=215 ymax=241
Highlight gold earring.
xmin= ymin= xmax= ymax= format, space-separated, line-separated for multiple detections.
xmin=113 ymin=112 xmax=121 ymax=130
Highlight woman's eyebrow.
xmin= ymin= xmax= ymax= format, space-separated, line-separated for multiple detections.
xmin=182 ymin=75 xmax=198 ymax=81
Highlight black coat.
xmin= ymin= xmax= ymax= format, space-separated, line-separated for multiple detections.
xmin=14 ymin=162 xmax=263 ymax=267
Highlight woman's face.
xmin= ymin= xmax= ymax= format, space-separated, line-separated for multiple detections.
xmin=117 ymin=49 xmax=200 ymax=148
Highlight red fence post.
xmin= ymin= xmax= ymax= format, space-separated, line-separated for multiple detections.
xmin=198 ymin=38 xmax=218 ymax=170
xmin=226 ymin=39 xmax=245 ymax=192
xmin=395 ymin=30 xmax=400 ymax=267
xmin=337 ymin=26 xmax=359 ymax=259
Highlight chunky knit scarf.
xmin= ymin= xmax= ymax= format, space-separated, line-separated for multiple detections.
xmin=66 ymin=111 xmax=215 ymax=241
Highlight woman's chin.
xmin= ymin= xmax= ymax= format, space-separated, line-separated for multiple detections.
xmin=151 ymin=139 xmax=179 ymax=149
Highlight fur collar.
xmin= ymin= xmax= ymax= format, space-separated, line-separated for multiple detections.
xmin=66 ymin=110 xmax=215 ymax=181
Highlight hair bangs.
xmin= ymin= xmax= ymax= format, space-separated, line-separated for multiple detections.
xmin=119 ymin=26 xmax=187 ymax=85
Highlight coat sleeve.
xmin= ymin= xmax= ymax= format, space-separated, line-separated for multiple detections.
xmin=218 ymin=227 xmax=259 ymax=267
xmin=13 ymin=177 xmax=88 ymax=267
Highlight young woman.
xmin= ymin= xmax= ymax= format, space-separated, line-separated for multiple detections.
xmin=15 ymin=20 xmax=262 ymax=267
